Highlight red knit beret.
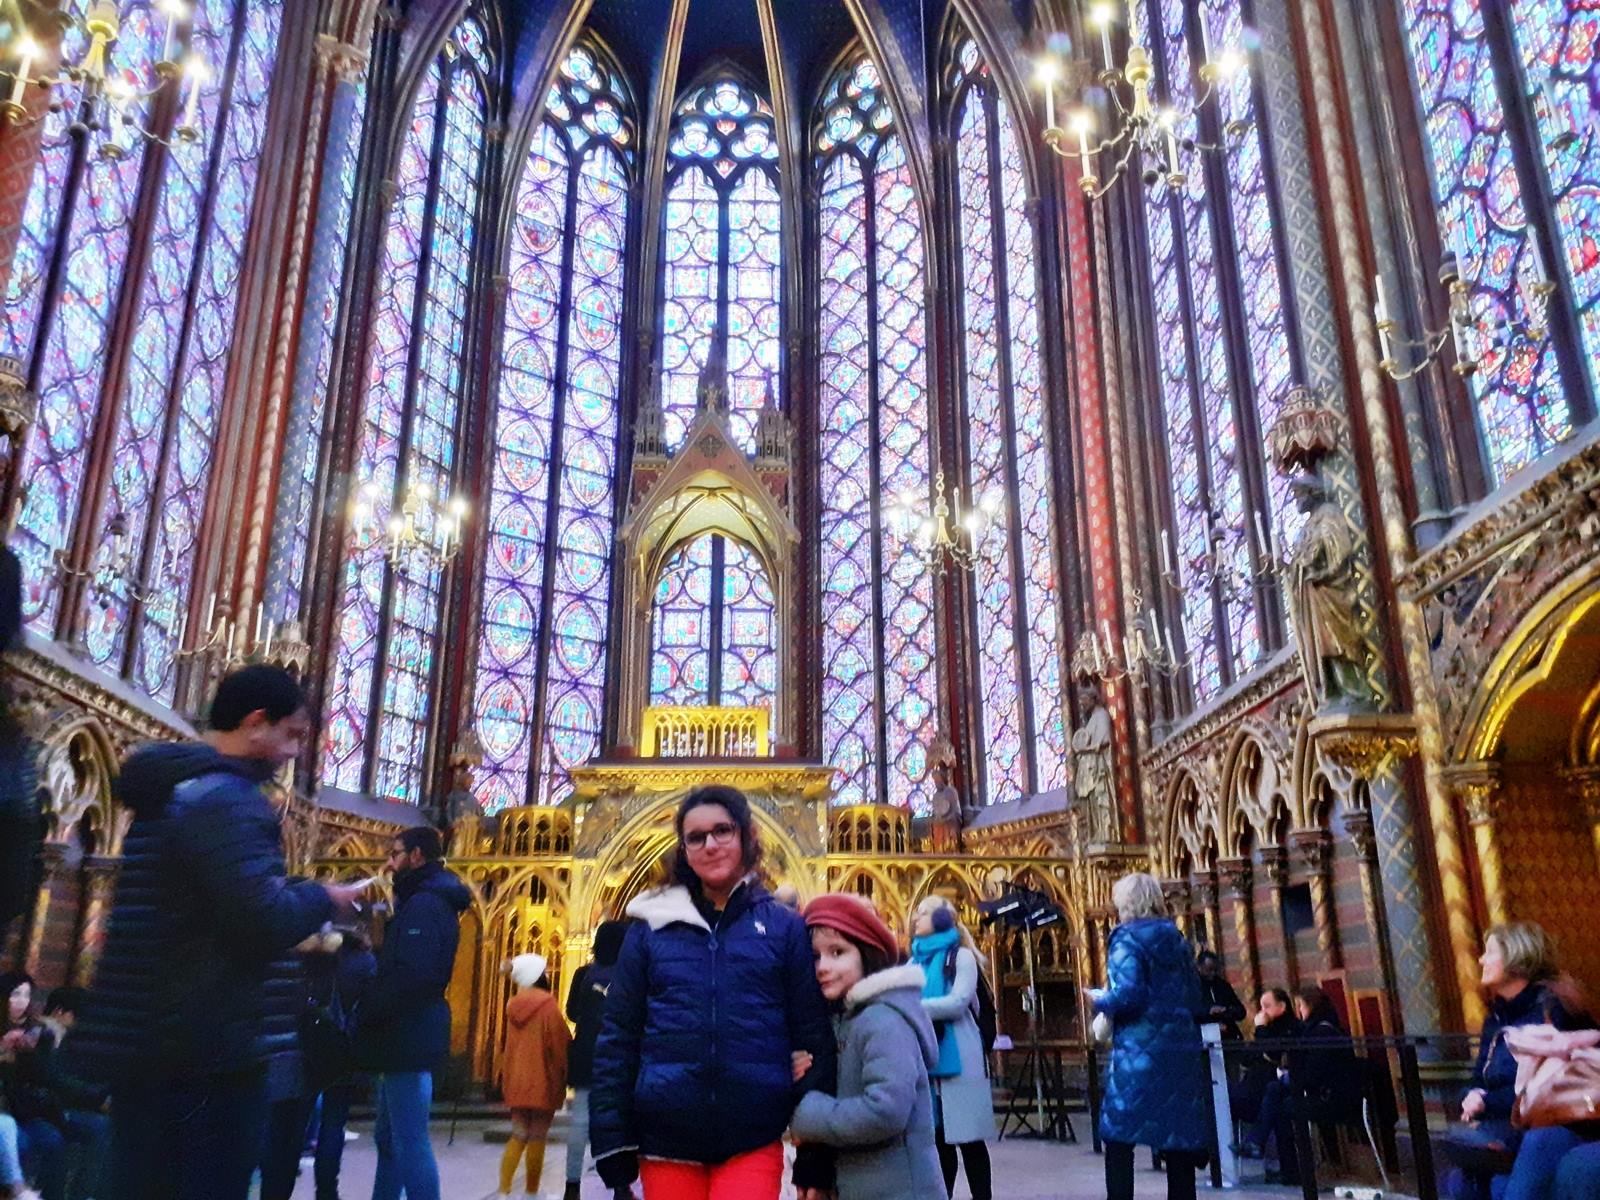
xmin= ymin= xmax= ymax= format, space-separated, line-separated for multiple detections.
xmin=803 ymin=893 xmax=902 ymax=964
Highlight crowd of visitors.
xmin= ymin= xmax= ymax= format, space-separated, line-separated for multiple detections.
xmin=11 ymin=659 xmax=1600 ymax=1200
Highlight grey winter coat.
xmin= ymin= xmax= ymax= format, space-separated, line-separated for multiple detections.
xmin=791 ymin=964 xmax=945 ymax=1200
xmin=920 ymin=946 xmax=998 ymax=1144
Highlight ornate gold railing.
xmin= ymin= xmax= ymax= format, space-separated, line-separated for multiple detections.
xmin=640 ymin=705 xmax=769 ymax=758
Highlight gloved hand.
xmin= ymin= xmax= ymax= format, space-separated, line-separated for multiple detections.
xmin=1085 ymin=986 xmax=1108 ymax=1006
xmin=597 ymin=1150 xmax=640 ymax=1189
xmin=792 ymin=1142 xmax=836 ymax=1192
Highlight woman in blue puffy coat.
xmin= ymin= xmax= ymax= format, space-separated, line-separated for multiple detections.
xmin=1091 ymin=872 xmax=1210 ymax=1200
xmin=589 ymin=786 xmax=838 ymax=1200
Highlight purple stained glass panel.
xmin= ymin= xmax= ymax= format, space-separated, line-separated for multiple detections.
xmin=817 ymin=152 xmax=875 ymax=805
xmin=874 ymin=135 xmax=936 ymax=815
xmin=375 ymin=65 xmax=485 ymax=804
xmin=12 ymin=4 xmax=159 ymax=631
xmin=996 ymin=104 xmax=1067 ymax=792
xmin=1508 ymin=0 xmax=1600 ymax=402
xmin=660 ymin=167 xmax=719 ymax=451
xmin=1400 ymin=0 xmax=1573 ymax=480
xmin=719 ymin=537 xmax=777 ymax=712
xmin=956 ymin=87 xmax=1026 ymax=805
xmin=726 ymin=169 xmax=781 ymax=450
xmin=322 ymin=61 xmax=439 ymax=792
xmin=472 ymin=119 xmax=566 ymax=815
xmin=537 ymin=143 xmax=626 ymax=806
xmin=650 ymin=534 xmax=714 ymax=706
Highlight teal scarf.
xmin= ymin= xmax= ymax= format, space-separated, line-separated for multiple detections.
xmin=912 ymin=928 xmax=964 ymax=1078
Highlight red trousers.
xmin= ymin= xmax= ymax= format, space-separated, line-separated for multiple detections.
xmin=639 ymin=1141 xmax=785 ymax=1200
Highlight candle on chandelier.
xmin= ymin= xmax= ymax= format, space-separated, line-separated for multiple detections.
xmin=159 ymin=0 xmax=187 ymax=63
xmin=1160 ymin=527 xmax=1176 ymax=577
xmin=1089 ymin=1 xmax=1116 ymax=70
xmin=1071 ymin=110 xmax=1095 ymax=173
xmin=1197 ymin=9 xmax=1213 ymax=65
xmin=180 ymin=54 xmax=206 ymax=130
xmin=203 ymin=589 xmax=216 ymax=632
xmin=9 ymin=37 xmax=37 ymax=109
xmin=1163 ymin=113 xmax=1181 ymax=176
xmin=1035 ymin=58 xmax=1058 ymax=131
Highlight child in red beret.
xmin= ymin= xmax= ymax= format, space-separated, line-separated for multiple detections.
xmin=787 ymin=894 xmax=945 ymax=1199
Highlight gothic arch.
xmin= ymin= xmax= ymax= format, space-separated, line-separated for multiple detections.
xmin=1160 ymin=767 xmax=1210 ymax=877
xmin=1219 ymin=725 xmax=1286 ymax=853
xmin=34 ymin=715 xmax=121 ymax=854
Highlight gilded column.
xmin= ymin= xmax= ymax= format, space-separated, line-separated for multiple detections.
xmin=1560 ymin=768 xmax=1600 ymax=873
xmin=1220 ymin=857 xmax=1261 ymax=1003
xmin=1291 ymin=828 xmax=1342 ymax=971
xmin=1448 ymin=763 xmax=1508 ymax=925
xmin=23 ymin=843 xmax=69 ymax=978
xmin=1298 ymin=0 xmax=1481 ymax=1029
xmin=70 ymin=855 xmax=120 ymax=986
xmin=1263 ymin=846 xmax=1298 ymax=989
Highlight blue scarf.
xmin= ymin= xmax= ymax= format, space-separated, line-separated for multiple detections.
xmin=912 ymin=928 xmax=964 ymax=1078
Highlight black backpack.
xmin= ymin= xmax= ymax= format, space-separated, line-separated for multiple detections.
xmin=942 ymin=944 xmax=998 ymax=1055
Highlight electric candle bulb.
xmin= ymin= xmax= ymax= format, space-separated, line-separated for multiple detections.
xmin=180 ymin=54 xmax=207 ymax=130
xmin=9 ymin=37 xmax=38 ymax=109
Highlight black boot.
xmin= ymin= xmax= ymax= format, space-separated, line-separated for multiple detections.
xmin=563 ymin=1184 xmax=581 ymax=1200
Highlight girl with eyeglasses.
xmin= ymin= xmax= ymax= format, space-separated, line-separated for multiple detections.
xmin=589 ymin=785 xmax=838 ymax=1200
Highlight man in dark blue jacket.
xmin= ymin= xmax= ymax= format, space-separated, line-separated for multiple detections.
xmin=354 ymin=825 xmax=470 ymax=1200
xmin=74 ymin=665 xmax=365 ymax=1200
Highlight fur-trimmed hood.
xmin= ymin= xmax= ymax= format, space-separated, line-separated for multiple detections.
xmin=844 ymin=963 xmax=939 ymax=1071
xmin=625 ymin=876 xmax=762 ymax=931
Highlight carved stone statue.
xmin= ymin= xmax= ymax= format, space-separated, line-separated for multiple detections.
xmin=928 ymin=761 xmax=963 ymax=853
xmin=1070 ymin=679 xmax=1115 ymax=844
xmin=696 ymin=326 xmax=728 ymax=414
xmin=1284 ymin=474 xmax=1374 ymax=709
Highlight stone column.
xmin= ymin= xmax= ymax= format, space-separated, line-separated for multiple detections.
xmin=1315 ymin=714 xmax=1444 ymax=1035
xmin=1263 ymin=845 xmax=1298 ymax=989
xmin=1192 ymin=871 xmax=1223 ymax=954
xmin=1220 ymin=857 xmax=1261 ymax=1002
xmin=1291 ymin=828 xmax=1343 ymax=971
xmin=1162 ymin=878 xmax=1193 ymax=941
xmin=70 ymin=855 xmax=120 ymax=986
xmin=1448 ymin=763 xmax=1508 ymax=925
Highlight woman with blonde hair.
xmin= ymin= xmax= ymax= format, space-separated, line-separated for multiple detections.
xmin=1090 ymin=872 xmax=1209 ymax=1200
xmin=909 ymin=895 xmax=996 ymax=1200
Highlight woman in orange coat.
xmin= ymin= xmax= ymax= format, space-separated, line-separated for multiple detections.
xmin=497 ymin=953 xmax=571 ymax=1198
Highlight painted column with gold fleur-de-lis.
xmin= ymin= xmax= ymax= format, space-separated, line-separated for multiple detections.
xmin=1446 ymin=762 xmax=1508 ymax=926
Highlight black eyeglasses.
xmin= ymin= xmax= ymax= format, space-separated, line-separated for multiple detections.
xmin=684 ymin=822 xmax=739 ymax=851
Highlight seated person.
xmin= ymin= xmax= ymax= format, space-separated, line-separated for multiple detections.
xmin=1231 ymin=987 xmax=1300 ymax=1127
xmin=39 ymin=988 xmax=108 ymax=1200
xmin=1238 ymin=983 xmax=1361 ymax=1187
xmin=1441 ymin=923 xmax=1588 ymax=1200
xmin=1198 ymin=951 xmax=1247 ymax=1043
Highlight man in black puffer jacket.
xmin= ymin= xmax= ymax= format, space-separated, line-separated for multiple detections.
xmin=353 ymin=825 xmax=470 ymax=1200
xmin=74 ymin=666 xmax=365 ymax=1200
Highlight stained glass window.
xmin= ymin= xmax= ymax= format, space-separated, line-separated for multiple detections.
xmin=815 ymin=58 xmax=938 ymax=813
xmin=3 ymin=0 xmax=283 ymax=702
xmin=1396 ymin=0 xmax=1594 ymax=481
xmin=648 ymin=533 xmax=778 ymax=718
xmin=948 ymin=39 xmax=1068 ymax=804
xmin=1131 ymin=0 xmax=1303 ymax=702
xmin=661 ymin=77 xmax=780 ymax=452
xmin=322 ymin=17 xmax=488 ymax=801
xmin=472 ymin=43 xmax=632 ymax=813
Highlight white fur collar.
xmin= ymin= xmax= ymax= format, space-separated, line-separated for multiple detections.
xmin=845 ymin=963 xmax=926 ymax=1011
xmin=626 ymin=885 xmax=709 ymax=931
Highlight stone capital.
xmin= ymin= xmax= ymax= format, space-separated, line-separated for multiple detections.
xmin=1560 ymin=766 xmax=1600 ymax=825
xmin=1343 ymin=809 xmax=1377 ymax=860
xmin=1289 ymin=828 xmax=1332 ymax=877
xmin=1311 ymin=711 xmax=1419 ymax=779
xmin=1444 ymin=762 xmax=1504 ymax=826
xmin=1161 ymin=877 xmax=1191 ymax=911
xmin=1260 ymin=845 xmax=1291 ymax=888
xmin=1190 ymin=871 xmax=1219 ymax=910
xmin=315 ymin=34 xmax=369 ymax=82
xmin=1219 ymin=856 xmax=1254 ymax=900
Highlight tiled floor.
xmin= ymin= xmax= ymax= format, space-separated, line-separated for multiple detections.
xmin=289 ymin=1121 xmax=1327 ymax=1199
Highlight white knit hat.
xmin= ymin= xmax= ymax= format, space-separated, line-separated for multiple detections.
xmin=510 ymin=953 xmax=548 ymax=989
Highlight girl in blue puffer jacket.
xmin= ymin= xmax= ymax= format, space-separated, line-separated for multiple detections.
xmin=590 ymin=787 xmax=838 ymax=1200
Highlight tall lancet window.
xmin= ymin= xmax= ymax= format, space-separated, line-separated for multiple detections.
xmin=1396 ymin=0 xmax=1598 ymax=482
xmin=660 ymin=76 xmax=781 ymax=452
xmin=1133 ymin=0 xmax=1299 ymax=704
xmin=814 ymin=58 xmax=938 ymax=813
xmin=0 ymin=0 xmax=284 ymax=702
xmin=947 ymin=36 xmax=1068 ymax=805
xmin=471 ymin=43 xmax=633 ymax=815
xmin=649 ymin=532 xmax=778 ymax=716
xmin=322 ymin=16 xmax=490 ymax=803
